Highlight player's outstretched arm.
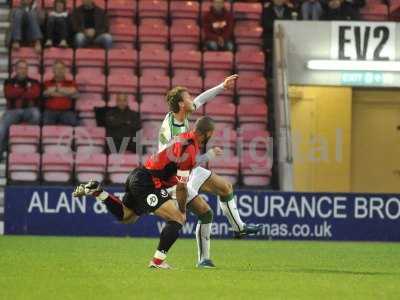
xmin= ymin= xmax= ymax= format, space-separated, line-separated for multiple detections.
xmin=193 ymin=74 xmax=239 ymax=110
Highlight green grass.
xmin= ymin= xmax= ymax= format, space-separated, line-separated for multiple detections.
xmin=0 ymin=236 xmax=399 ymax=300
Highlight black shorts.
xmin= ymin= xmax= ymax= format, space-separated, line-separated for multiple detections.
xmin=122 ymin=167 xmax=170 ymax=216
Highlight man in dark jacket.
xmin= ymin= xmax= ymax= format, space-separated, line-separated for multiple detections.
xmin=105 ymin=93 xmax=141 ymax=153
xmin=262 ymin=0 xmax=295 ymax=51
xmin=71 ymin=0 xmax=112 ymax=49
xmin=322 ymin=0 xmax=358 ymax=20
xmin=1 ymin=59 xmax=41 ymax=154
xmin=203 ymin=0 xmax=234 ymax=51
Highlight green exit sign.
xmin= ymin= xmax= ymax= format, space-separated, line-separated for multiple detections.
xmin=341 ymin=72 xmax=384 ymax=86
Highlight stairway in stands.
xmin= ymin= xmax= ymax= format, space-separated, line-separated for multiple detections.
xmin=0 ymin=0 xmax=10 ymax=234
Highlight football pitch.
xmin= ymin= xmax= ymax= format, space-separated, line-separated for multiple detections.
xmin=0 ymin=236 xmax=399 ymax=300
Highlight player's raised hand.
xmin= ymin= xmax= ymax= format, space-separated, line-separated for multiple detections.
xmin=223 ymin=74 xmax=239 ymax=90
xmin=211 ymin=147 xmax=223 ymax=157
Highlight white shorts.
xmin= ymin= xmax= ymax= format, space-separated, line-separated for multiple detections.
xmin=167 ymin=166 xmax=212 ymax=205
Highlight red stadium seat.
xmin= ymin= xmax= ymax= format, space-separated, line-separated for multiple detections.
xmin=208 ymin=155 xmax=239 ymax=185
xmin=239 ymin=123 xmax=267 ymax=132
xmin=8 ymin=153 xmax=40 ymax=182
xmin=9 ymin=125 xmax=40 ymax=153
xmin=203 ymin=51 xmax=234 ymax=77
xmin=170 ymin=21 xmax=200 ymax=51
xmin=107 ymin=0 xmax=137 ymax=19
xmin=204 ymin=75 xmax=233 ymax=104
xmin=75 ymin=153 xmax=107 ymax=182
xmin=138 ymin=0 xmax=168 ymax=20
xmin=361 ymin=4 xmax=389 ymax=21
xmin=241 ymin=151 xmax=271 ymax=186
xmin=236 ymin=50 xmax=265 ymax=76
xmin=140 ymin=99 xmax=168 ymax=122
xmin=201 ymin=1 xmax=231 ymax=20
xmin=76 ymin=70 xmax=106 ymax=93
xmin=233 ymin=2 xmax=262 ymax=23
xmin=108 ymin=153 xmax=140 ymax=184
xmin=75 ymin=49 xmax=106 ymax=73
xmin=42 ymin=125 xmax=73 ymax=153
xmin=170 ymin=1 xmax=200 ymax=21
xmin=205 ymin=102 xmax=235 ymax=123
xmin=74 ymin=126 xmax=106 ymax=154
xmin=108 ymin=72 xmax=138 ymax=94
xmin=237 ymin=103 xmax=268 ymax=125
xmin=75 ymin=93 xmax=106 ymax=123
xmin=236 ymin=76 xmax=267 ymax=105
xmin=43 ymin=48 xmax=73 ymax=73
xmin=139 ymin=48 xmax=169 ymax=76
xmin=139 ymin=74 xmax=170 ymax=102
xmin=108 ymin=48 xmax=138 ymax=73
xmin=139 ymin=21 xmax=169 ymax=49
xmin=42 ymin=153 xmax=74 ymax=183
xmin=139 ymin=121 xmax=161 ymax=152
xmin=109 ymin=19 xmax=137 ymax=49
xmin=207 ymin=127 xmax=237 ymax=153
xmin=240 ymin=129 xmax=270 ymax=152
xmin=11 ymin=47 xmax=40 ymax=73
xmin=234 ymin=22 xmax=263 ymax=51
xmin=171 ymin=50 xmax=201 ymax=77
xmin=172 ymin=74 xmax=203 ymax=95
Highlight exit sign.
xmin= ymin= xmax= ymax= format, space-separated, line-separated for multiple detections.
xmin=341 ymin=72 xmax=384 ymax=86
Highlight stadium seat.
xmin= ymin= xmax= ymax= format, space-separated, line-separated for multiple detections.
xmin=203 ymin=51 xmax=234 ymax=77
xmin=236 ymin=50 xmax=265 ymax=76
xmin=241 ymin=151 xmax=271 ymax=186
xmin=11 ymin=47 xmax=40 ymax=73
xmin=208 ymin=155 xmax=239 ymax=185
xmin=42 ymin=125 xmax=73 ymax=153
xmin=170 ymin=21 xmax=200 ymax=51
xmin=139 ymin=48 xmax=169 ymax=76
xmin=41 ymin=153 xmax=74 ymax=183
xmin=233 ymin=2 xmax=262 ymax=23
xmin=139 ymin=121 xmax=161 ymax=153
xmin=234 ymin=22 xmax=263 ymax=51
xmin=172 ymin=74 xmax=203 ymax=95
xmin=107 ymin=0 xmax=137 ymax=19
xmin=236 ymin=76 xmax=267 ymax=105
xmin=109 ymin=19 xmax=137 ymax=49
xmin=8 ymin=152 xmax=40 ymax=182
xmin=140 ymin=99 xmax=168 ymax=122
xmin=107 ymin=153 xmax=140 ymax=184
xmin=76 ymin=70 xmax=106 ymax=93
xmin=207 ymin=127 xmax=237 ymax=153
xmin=360 ymin=4 xmax=389 ymax=21
xmin=205 ymin=102 xmax=236 ymax=123
xmin=201 ymin=1 xmax=231 ymax=20
xmin=139 ymin=74 xmax=170 ymax=103
xmin=204 ymin=75 xmax=234 ymax=104
xmin=108 ymin=94 xmax=139 ymax=111
xmin=8 ymin=125 xmax=40 ymax=153
xmin=75 ymin=93 xmax=106 ymax=124
xmin=237 ymin=103 xmax=268 ymax=126
xmin=239 ymin=122 xmax=267 ymax=132
xmin=138 ymin=0 xmax=168 ymax=20
xmin=75 ymin=153 xmax=107 ymax=182
xmin=240 ymin=129 xmax=270 ymax=153
xmin=43 ymin=47 xmax=73 ymax=74
xmin=75 ymin=49 xmax=106 ymax=74
xmin=108 ymin=48 xmax=138 ymax=74
xmin=171 ymin=50 xmax=201 ymax=77
xmin=108 ymin=72 xmax=138 ymax=94
xmin=138 ymin=21 xmax=169 ymax=49
xmin=75 ymin=0 xmax=105 ymax=8
xmin=170 ymin=1 xmax=200 ymax=21
xmin=74 ymin=126 xmax=106 ymax=154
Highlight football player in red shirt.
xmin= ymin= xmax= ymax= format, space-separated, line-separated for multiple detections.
xmin=73 ymin=116 xmax=216 ymax=269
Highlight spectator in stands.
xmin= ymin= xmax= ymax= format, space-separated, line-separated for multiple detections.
xmin=71 ymin=0 xmax=112 ymax=49
xmin=44 ymin=0 xmax=70 ymax=48
xmin=322 ymin=0 xmax=358 ymax=20
xmin=105 ymin=93 xmax=141 ymax=153
xmin=9 ymin=0 xmax=43 ymax=52
xmin=43 ymin=60 xmax=79 ymax=126
xmin=1 ymin=60 xmax=41 ymax=155
xmin=203 ymin=0 xmax=234 ymax=51
xmin=262 ymin=0 xmax=295 ymax=51
xmin=301 ymin=0 xmax=324 ymax=20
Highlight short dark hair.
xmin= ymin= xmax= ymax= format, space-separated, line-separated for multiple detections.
xmin=54 ymin=0 xmax=66 ymax=10
xmin=194 ymin=116 xmax=215 ymax=135
xmin=165 ymin=86 xmax=188 ymax=113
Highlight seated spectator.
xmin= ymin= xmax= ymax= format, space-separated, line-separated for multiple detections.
xmin=45 ymin=0 xmax=70 ymax=48
xmin=322 ymin=0 xmax=357 ymax=20
xmin=105 ymin=94 xmax=141 ymax=153
xmin=43 ymin=60 xmax=79 ymax=126
xmin=262 ymin=0 xmax=295 ymax=51
xmin=71 ymin=0 xmax=112 ymax=49
xmin=301 ymin=0 xmax=324 ymax=20
xmin=203 ymin=0 xmax=234 ymax=51
xmin=1 ymin=60 xmax=41 ymax=155
xmin=9 ymin=0 xmax=43 ymax=52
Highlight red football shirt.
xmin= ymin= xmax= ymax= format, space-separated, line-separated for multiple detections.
xmin=44 ymin=79 xmax=77 ymax=111
xmin=145 ymin=131 xmax=200 ymax=188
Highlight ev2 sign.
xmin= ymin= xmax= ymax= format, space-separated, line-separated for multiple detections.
xmin=331 ymin=22 xmax=396 ymax=61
